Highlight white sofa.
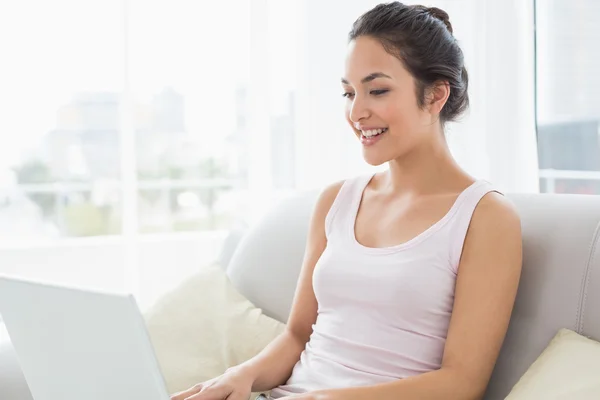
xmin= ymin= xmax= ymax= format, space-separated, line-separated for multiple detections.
xmin=1 ymin=190 xmax=600 ymax=399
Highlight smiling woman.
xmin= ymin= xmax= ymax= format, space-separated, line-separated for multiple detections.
xmin=172 ymin=3 xmax=522 ymax=400
xmin=340 ymin=5 xmax=469 ymax=166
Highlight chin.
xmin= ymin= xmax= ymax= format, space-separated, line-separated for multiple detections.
xmin=362 ymin=152 xmax=390 ymax=167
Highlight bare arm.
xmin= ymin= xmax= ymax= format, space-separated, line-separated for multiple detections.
xmin=235 ymin=181 xmax=344 ymax=392
xmin=289 ymin=193 xmax=523 ymax=400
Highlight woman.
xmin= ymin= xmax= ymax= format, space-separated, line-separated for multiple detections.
xmin=173 ymin=2 xmax=522 ymax=400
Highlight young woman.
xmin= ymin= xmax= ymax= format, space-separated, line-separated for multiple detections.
xmin=172 ymin=2 xmax=522 ymax=400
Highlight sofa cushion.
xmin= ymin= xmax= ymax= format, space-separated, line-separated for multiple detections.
xmin=227 ymin=190 xmax=319 ymax=323
xmin=505 ymin=328 xmax=600 ymax=399
xmin=144 ymin=264 xmax=286 ymax=394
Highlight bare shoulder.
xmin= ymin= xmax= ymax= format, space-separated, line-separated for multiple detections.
xmin=319 ymin=180 xmax=345 ymax=205
xmin=460 ymin=190 xmax=523 ymax=276
xmin=312 ymin=180 xmax=345 ymax=220
xmin=470 ymin=191 xmax=521 ymax=237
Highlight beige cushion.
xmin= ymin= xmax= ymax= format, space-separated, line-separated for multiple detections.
xmin=505 ymin=329 xmax=600 ymax=399
xmin=144 ymin=264 xmax=286 ymax=394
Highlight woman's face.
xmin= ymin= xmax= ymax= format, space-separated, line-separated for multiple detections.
xmin=342 ymin=36 xmax=437 ymax=166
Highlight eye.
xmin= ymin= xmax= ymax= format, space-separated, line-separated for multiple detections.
xmin=342 ymin=92 xmax=355 ymax=99
xmin=370 ymin=89 xmax=389 ymax=96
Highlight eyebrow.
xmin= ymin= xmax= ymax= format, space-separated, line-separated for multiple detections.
xmin=341 ymin=72 xmax=392 ymax=85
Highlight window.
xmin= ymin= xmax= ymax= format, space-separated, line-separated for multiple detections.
xmin=535 ymin=0 xmax=600 ymax=194
xmin=0 ymin=1 xmax=545 ymax=310
xmin=0 ymin=0 xmax=300 ymax=242
xmin=0 ymin=0 xmax=300 ymax=308
xmin=0 ymin=0 xmax=125 ymax=240
xmin=128 ymin=0 xmax=253 ymax=234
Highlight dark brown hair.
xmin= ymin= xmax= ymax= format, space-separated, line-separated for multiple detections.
xmin=349 ymin=2 xmax=469 ymax=125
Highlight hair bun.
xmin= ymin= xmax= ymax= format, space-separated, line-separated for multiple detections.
xmin=427 ymin=7 xmax=453 ymax=34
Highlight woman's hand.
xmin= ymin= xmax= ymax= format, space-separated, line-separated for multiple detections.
xmin=170 ymin=367 xmax=255 ymax=400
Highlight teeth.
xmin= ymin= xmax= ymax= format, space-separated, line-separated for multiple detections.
xmin=362 ymin=128 xmax=387 ymax=137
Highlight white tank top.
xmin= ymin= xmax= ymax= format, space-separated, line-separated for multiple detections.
xmin=271 ymin=173 xmax=497 ymax=397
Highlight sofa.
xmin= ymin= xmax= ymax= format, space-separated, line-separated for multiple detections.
xmin=1 ymin=190 xmax=600 ymax=399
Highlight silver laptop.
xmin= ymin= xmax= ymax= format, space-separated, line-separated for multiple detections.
xmin=0 ymin=276 xmax=171 ymax=400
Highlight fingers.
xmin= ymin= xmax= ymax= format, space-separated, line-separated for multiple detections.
xmin=170 ymin=383 xmax=202 ymax=400
xmin=224 ymin=392 xmax=252 ymax=400
xmin=185 ymin=385 xmax=232 ymax=400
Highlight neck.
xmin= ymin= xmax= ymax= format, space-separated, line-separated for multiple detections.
xmin=383 ymin=134 xmax=470 ymax=195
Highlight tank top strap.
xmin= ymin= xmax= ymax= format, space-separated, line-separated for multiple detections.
xmin=448 ymin=180 xmax=501 ymax=273
xmin=325 ymin=173 xmax=374 ymax=240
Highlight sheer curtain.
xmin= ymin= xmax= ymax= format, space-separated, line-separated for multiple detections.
xmin=455 ymin=0 xmax=539 ymax=194
xmin=0 ymin=1 xmax=541 ymax=335
xmin=291 ymin=0 xmax=540 ymax=193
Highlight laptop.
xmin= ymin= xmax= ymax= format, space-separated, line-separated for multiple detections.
xmin=0 ymin=276 xmax=171 ymax=400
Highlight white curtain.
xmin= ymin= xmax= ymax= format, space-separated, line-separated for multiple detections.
xmin=0 ymin=1 xmax=542 ymax=320
xmin=291 ymin=0 xmax=540 ymax=193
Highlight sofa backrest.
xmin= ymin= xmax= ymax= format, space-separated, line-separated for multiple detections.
xmin=485 ymin=193 xmax=600 ymax=399
xmin=226 ymin=191 xmax=600 ymax=400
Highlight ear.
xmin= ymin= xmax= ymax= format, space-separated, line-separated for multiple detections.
xmin=426 ymin=81 xmax=450 ymax=115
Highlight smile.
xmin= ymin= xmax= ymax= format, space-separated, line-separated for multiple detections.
xmin=361 ymin=127 xmax=388 ymax=138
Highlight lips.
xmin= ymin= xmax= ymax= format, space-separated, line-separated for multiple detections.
xmin=359 ymin=128 xmax=388 ymax=146
xmin=361 ymin=127 xmax=388 ymax=138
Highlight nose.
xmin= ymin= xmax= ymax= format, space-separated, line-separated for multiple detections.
xmin=348 ymin=95 xmax=370 ymax=123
